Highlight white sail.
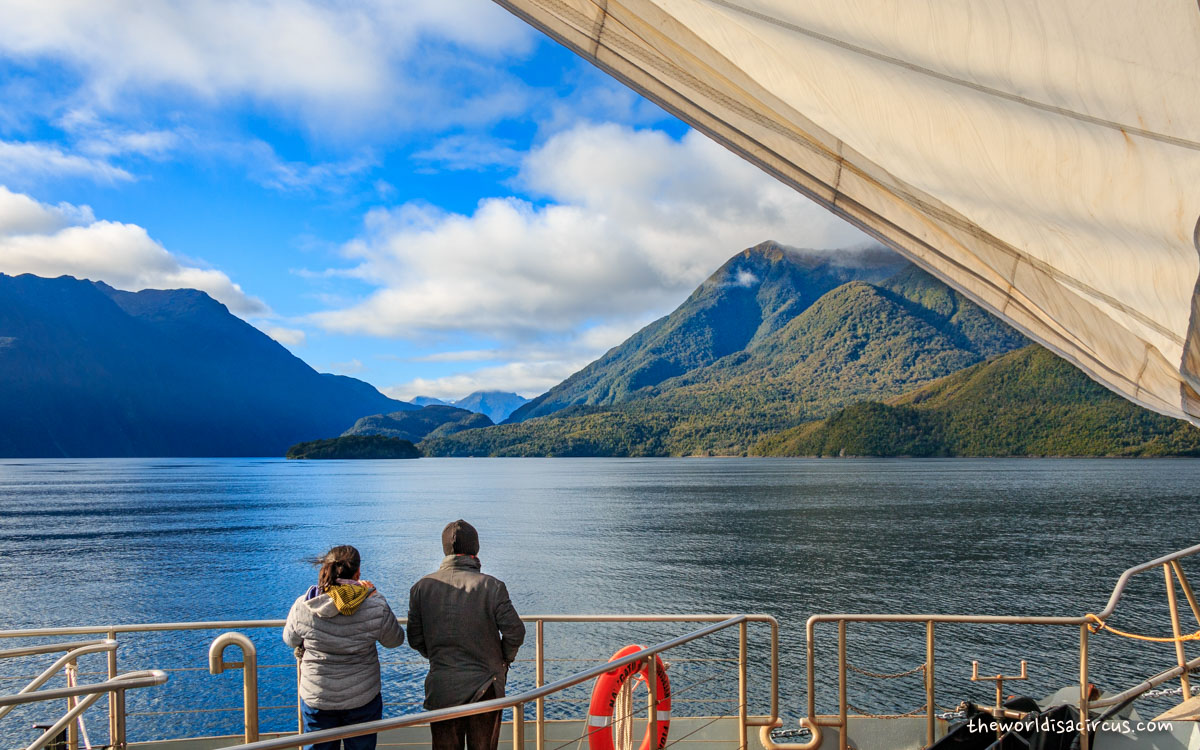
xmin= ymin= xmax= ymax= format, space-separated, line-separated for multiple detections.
xmin=494 ymin=0 xmax=1200 ymax=424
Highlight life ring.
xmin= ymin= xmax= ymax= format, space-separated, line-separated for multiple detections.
xmin=587 ymin=645 xmax=671 ymax=750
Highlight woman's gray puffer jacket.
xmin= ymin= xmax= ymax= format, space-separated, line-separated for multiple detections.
xmin=283 ymin=588 xmax=404 ymax=710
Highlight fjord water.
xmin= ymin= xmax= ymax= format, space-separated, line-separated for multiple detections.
xmin=1 ymin=458 xmax=1198 ymax=741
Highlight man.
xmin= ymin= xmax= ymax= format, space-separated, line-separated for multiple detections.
xmin=408 ymin=520 xmax=525 ymax=750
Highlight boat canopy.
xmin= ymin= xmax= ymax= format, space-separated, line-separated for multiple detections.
xmin=493 ymin=0 xmax=1200 ymax=424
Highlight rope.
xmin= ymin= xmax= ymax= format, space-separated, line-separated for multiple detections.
xmin=1086 ymin=614 xmax=1200 ymax=643
xmin=846 ymin=662 xmax=925 ymax=680
xmin=846 ymin=701 xmax=927 ymax=719
xmin=65 ymin=664 xmax=93 ymax=750
xmin=614 ymin=676 xmax=635 ymax=750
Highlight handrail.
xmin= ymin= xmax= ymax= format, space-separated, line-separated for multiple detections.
xmin=0 ymin=612 xmax=779 ymax=750
xmin=220 ymin=615 xmax=751 ymax=750
xmin=0 ymin=669 xmax=167 ymax=708
xmin=784 ymin=542 xmax=1200 ymax=750
xmin=0 ymin=613 xmax=774 ymax=639
xmin=1 ymin=670 xmax=169 ymax=750
xmin=0 ymin=639 xmax=117 ymax=721
xmin=0 ymin=640 xmax=112 ymax=660
xmin=209 ymin=632 xmax=259 ymax=742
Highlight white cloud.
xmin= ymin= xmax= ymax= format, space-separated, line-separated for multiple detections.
xmin=0 ymin=185 xmax=266 ymax=315
xmin=264 ymin=326 xmax=307 ymax=347
xmin=329 ymin=358 xmax=365 ymax=375
xmin=0 ymin=0 xmax=533 ymax=127
xmin=0 ymin=139 xmax=133 ymax=185
xmin=413 ymin=135 xmax=522 ymax=172
xmin=385 ymin=359 xmax=589 ymax=402
xmin=312 ymin=122 xmax=867 ymax=339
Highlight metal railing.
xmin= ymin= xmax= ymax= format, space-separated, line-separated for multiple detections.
xmin=221 ymin=614 xmax=764 ymax=750
xmin=770 ymin=542 xmax=1200 ymax=750
xmin=0 ymin=613 xmax=780 ymax=750
xmin=0 ymin=657 xmax=167 ymax=750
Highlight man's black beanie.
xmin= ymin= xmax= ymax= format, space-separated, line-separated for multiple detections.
xmin=442 ymin=519 xmax=480 ymax=556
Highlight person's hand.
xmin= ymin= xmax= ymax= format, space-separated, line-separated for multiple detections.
xmin=360 ymin=579 xmax=373 ymax=588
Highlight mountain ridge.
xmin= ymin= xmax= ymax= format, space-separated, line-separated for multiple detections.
xmin=0 ymin=273 xmax=414 ymax=457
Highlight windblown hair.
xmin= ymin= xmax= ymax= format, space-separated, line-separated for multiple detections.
xmin=315 ymin=545 xmax=360 ymax=593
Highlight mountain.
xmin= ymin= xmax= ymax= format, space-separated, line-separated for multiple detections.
xmin=505 ymin=241 xmax=910 ymax=423
xmin=287 ymin=435 xmax=421 ymax=460
xmin=0 ymin=273 xmax=415 ymax=457
xmin=422 ymin=243 xmax=1028 ymax=456
xmin=452 ymin=391 xmax=529 ymax=423
xmin=755 ymin=346 xmax=1200 ymax=457
xmin=342 ymin=404 xmax=493 ymax=442
xmin=411 ymin=396 xmax=449 ymax=407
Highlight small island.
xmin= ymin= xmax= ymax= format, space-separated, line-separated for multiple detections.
xmin=286 ymin=435 xmax=422 ymax=460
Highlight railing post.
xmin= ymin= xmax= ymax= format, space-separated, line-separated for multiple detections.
xmin=739 ymin=621 xmax=748 ymax=750
xmin=837 ymin=620 xmax=847 ymax=750
xmin=514 ymin=701 xmax=525 ymax=750
xmin=66 ymin=658 xmax=79 ymax=750
xmin=536 ymin=619 xmax=545 ymax=750
xmin=925 ymin=621 xmax=935 ymax=748
xmin=113 ymin=688 xmax=127 ymax=750
xmin=296 ymin=658 xmax=304 ymax=734
xmin=1079 ymin=624 xmax=1090 ymax=750
xmin=1165 ymin=564 xmax=1192 ymax=697
xmin=208 ymin=633 xmax=259 ymax=742
xmin=647 ymin=655 xmax=659 ymax=750
xmin=1171 ymin=561 xmax=1200 ymax=628
xmin=107 ymin=628 xmax=118 ymax=750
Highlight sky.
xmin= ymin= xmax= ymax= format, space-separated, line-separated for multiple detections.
xmin=0 ymin=0 xmax=867 ymax=401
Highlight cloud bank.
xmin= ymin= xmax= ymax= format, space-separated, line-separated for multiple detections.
xmin=313 ymin=123 xmax=868 ymax=341
xmin=0 ymin=186 xmax=265 ymax=315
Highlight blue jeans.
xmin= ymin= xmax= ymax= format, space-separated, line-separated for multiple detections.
xmin=300 ymin=692 xmax=383 ymax=750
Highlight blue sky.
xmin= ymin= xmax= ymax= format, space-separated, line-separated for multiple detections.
xmin=0 ymin=0 xmax=865 ymax=400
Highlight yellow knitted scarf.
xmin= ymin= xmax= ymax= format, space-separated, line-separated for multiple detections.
xmin=326 ymin=584 xmax=372 ymax=615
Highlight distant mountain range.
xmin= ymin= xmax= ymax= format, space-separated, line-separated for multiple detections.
xmin=0 ymin=274 xmax=414 ymax=457
xmin=411 ymin=392 xmax=529 ymax=423
xmin=423 ymin=242 xmax=1199 ymax=457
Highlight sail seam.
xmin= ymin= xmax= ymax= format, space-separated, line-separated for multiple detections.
xmin=698 ymin=0 xmax=1200 ymax=152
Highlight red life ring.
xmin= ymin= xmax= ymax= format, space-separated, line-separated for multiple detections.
xmin=586 ymin=645 xmax=671 ymax=750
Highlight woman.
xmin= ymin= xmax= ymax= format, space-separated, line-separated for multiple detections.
xmin=284 ymin=545 xmax=404 ymax=750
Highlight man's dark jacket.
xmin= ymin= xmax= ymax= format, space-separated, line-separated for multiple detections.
xmin=407 ymin=555 xmax=525 ymax=709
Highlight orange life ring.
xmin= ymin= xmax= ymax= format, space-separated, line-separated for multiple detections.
xmin=586 ymin=645 xmax=671 ymax=750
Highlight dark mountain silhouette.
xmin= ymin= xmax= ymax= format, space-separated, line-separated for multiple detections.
xmin=0 ymin=273 xmax=415 ymax=457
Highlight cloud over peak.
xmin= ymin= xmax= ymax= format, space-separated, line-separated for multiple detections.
xmin=311 ymin=122 xmax=867 ymax=340
xmin=0 ymin=185 xmax=266 ymax=315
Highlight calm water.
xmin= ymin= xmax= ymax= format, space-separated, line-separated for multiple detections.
xmin=1 ymin=458 xmax=1198 ymax=743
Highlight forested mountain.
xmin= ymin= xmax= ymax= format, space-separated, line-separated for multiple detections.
xmin=343 ymin=405 xmax=492 ymax=443
xmin=505 ymin=242 xmax=910 ymax=422
xmin=755 ymin=346 xmax=1200 ymax=457
xmin=0 ymin=273 xmax=414 ymax=457
xmin=423 ymin=243 xmax=1031 ymax=456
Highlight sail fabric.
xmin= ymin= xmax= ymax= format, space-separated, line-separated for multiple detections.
xmin=493 ymin=0 xmax=1200 ymax=424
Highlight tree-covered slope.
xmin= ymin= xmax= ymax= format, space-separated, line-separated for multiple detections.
xmin=423 ymin=252 xmax=1027 ymax=457
xmin=343 ymin=405 xmax=493 ymax=442
xmin=755 ymin=346 xmax=1200 ymax=457
xmin=505 ymin=241 xmax=908 ymax=422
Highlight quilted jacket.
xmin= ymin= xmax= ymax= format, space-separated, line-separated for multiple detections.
xmin=283 ymin=587 xmax=405 ymax=710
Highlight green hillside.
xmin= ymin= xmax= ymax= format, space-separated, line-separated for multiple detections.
xmin=505 ymin=241 xmax=909 ymax=422
xmin=755 ymin=346 xmax=1200 ymax=457
xmin=287 ymin=435 xmax=421 ymax=459
xmin=422 ymin=245 xmax=1028 ymax=457
xmin=343 ymin=404 xmax=492 ymax=442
